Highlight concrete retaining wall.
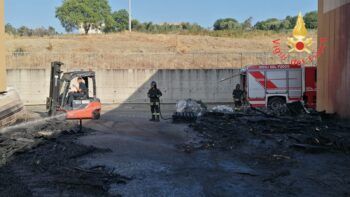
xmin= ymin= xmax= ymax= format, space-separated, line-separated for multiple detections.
xmin=7 ymin=69 xmax=240 ymax=105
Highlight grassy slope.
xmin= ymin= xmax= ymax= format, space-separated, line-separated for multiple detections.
xmin=5 ymin=31 xmax=318 ymax=69
xmin=6 ymin=31 xmax=318 ymax=54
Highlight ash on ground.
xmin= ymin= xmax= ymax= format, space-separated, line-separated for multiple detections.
xmin=0 ymin=129 xmax=131 ymax=196
xmin=0 ymin=110 xmax=131 ymax=196
xmin=185 ymin=111 xmax=350 ymax=153
xmin=177 ymin=111 xmax=350 ymax=196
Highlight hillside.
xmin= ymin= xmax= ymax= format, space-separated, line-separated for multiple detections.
xmin=5 ymin=31 xmax=318 ymax=69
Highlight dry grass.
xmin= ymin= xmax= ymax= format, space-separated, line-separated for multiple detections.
xmin=5 ymin=31 xmax=318 ymax=69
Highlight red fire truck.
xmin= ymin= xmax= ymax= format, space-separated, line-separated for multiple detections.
xmin=240 ymin=64 xmax=317 ymax=110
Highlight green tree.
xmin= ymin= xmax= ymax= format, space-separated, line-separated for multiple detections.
xmin=56 ymin=0 xmax=114 ymax=34
xmin=304 ymin=11 xmax=318 ymax=29
xmin=48 ymin=26 xmax=58 ymax=35
xmin=131 ymin=19 xmax=144 ymax=31
xmin=144 ymin=22 xmax=154 ymax=31
xmin=32 ymin=27 xmax=58 ymax=37
xmin=182 ymin=23 xmax=203 ymax=32
xmin=280 ymin=19 xmax=291 ymax=30
xmin=214 ymin=18 xmax=240 ymax=30
xmin=5 ymin=23 xmax=17 ymax=35
xmin=242 ymin=17 xmax=253 ymax=30
xmin=254 ymin=18 xmax=282 ymax=31
xmin=18 ymin=26 xmax=33 ymax=36
xmin=112 ymin=9 xmax=129 ymax=31
xmin=33 ymin=27 xmax=47 ymax=37
xmin=285 ymin=16 xmax=297 ymax=29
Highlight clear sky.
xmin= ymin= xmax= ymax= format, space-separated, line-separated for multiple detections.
xmin=5 ymin=0 xmax=317 ymax=32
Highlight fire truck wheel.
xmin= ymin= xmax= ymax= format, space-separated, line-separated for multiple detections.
xmin=268 ymin=97 xmax=286 ymax=112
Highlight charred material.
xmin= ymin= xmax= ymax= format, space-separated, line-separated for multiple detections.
xmin=175 ymin=110 xmax=350 ymax=196
xmin=0 ymin=129 xmax=131 ymax=196
xmin=187 ymin=111 xmax=350 ymax=153
xmin=172 ymin=112 xmax=197 ymax=123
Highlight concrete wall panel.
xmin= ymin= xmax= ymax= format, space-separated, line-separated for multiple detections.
xmin=7 ymin=69 xmax=240 ymax=105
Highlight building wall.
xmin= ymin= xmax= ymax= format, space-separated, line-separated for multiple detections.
xmin=6 ymin=69 xmax=240 ymax=105
xmin=78 ymin=24 xmax=104 ymax=34
xmin=0 ymin=0 xmax=6 ymax=92
xmin=317 ymin=0 xmax=350 ymax=118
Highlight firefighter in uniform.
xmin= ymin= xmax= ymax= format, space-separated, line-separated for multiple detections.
xmin=232 ymin=84 xmax=244 ymax=110
xmin=147 ymin=81 xmax=162 ymax=122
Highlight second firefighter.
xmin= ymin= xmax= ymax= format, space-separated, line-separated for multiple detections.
xmin=232 ymin=84 xmax=244 ymax=110
xmin=147 ymin=81 xmax=162 ymax=122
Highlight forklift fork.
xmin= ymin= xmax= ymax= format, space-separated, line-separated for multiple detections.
xmin=79 ymin=119 xmax=82 ymax=131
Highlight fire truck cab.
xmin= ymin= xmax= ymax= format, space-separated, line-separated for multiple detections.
xmin=240 ymin=64 xmax=317 ymax=110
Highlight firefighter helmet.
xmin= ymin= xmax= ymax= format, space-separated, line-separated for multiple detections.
xmin=151 ymin=81 xmax=157 ymax=87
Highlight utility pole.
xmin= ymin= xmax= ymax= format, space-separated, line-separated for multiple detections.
xmin=0 ymin=0 xmax=6 ymax=93
xmin=128 ymin=0 xmax=132 ymax=32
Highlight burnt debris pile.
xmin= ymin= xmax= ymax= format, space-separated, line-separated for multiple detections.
xmin=0 ymin=131 xmax=131 ymax=196
xmin=185 ymin=111 xmax=350 ymax=153
xmin=0 ymin=113 xmax=72 ymax=166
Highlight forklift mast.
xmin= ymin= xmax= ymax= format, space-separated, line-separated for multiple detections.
xmin=47 ymin=61 xmax=64 ymax=116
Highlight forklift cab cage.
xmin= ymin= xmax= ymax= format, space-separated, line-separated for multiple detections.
xmin=59 ymin=70 xmax=97 ymax=106
xmin=47 ymin=61 xmax=101 ymax=120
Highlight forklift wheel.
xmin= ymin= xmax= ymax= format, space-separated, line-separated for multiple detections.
xmin=93 ymin=110 xmax=101 ymax=120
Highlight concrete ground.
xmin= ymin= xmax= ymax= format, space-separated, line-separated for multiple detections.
xmin=8 ymin=104 xmax=349 ymax=196
xmin=78 ymin=104 xmax=256 ymax=196
xmin=18 ymin=104 xmax=243 ymax=196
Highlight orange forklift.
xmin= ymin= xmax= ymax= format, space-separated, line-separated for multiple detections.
xmin=46 ymin=61 xmax=101 ymax=129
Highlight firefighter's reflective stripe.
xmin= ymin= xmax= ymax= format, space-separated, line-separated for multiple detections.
xmin=153 ymin=113 xmax=160 ymax=115
xmin=150 ymin=102 xmax=160 ymax=106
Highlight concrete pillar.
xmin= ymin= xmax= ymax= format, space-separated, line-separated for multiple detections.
xmin=0 ymin=1 xmax=24 ymax=128
xmin=317 ymin=0 xmax=350 ymax=118
xmin=0 ymin=0 xmax=6 ymax=93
